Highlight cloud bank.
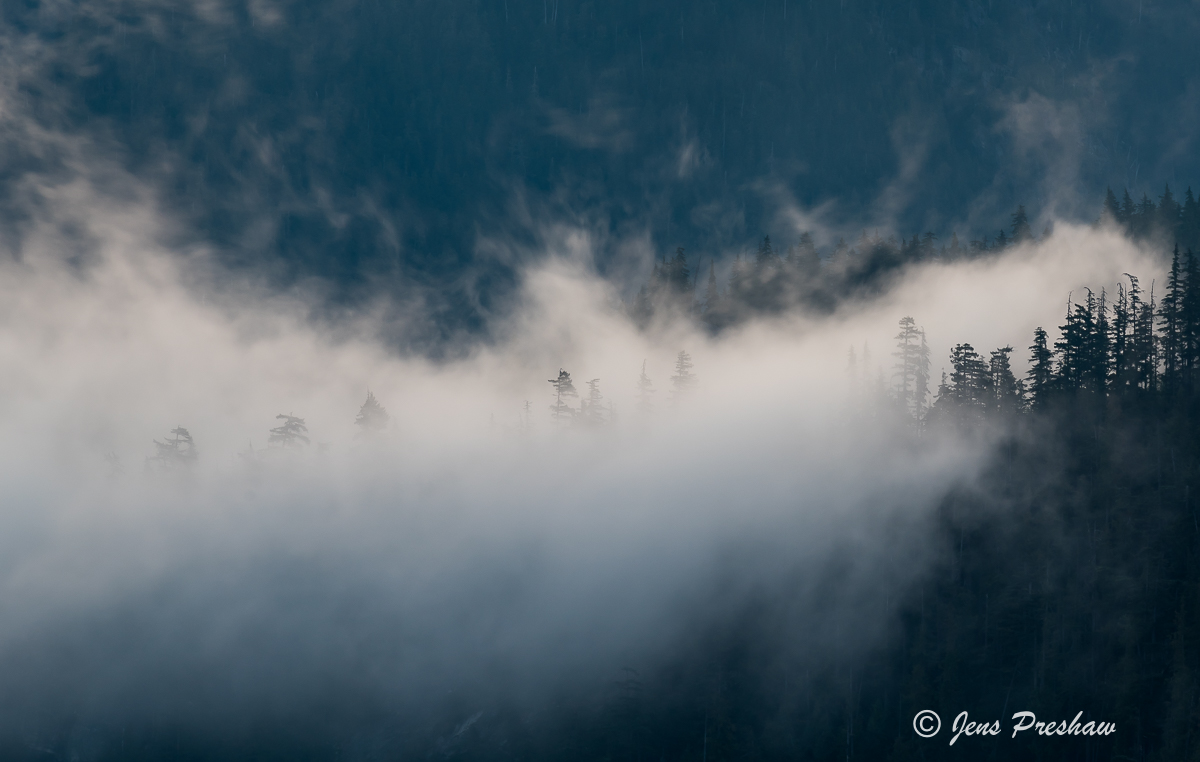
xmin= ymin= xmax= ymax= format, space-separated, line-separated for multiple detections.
xmin=0 ymin=141 xmax=1166 ymax=755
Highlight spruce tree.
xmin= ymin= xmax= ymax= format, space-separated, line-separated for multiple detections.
xmin=670 ymin=350 xmax=696 ymax=402
xmin=148 ymin=426 xmax=197 ymax=470
xmin=269 ymin=414 xmax=310 ymax=449
xmin=354 ymin=391 xmax=390 ymax=435
xmin=1159 ymin=184 xmax=1181 ymax=242
xmin=635 ymin=360 xmax=655 ymax=416
xmin=1026 ymin=327 xmax=1054 ymax=407
xmin=549 ymin=369 xmax=578 ymax=422
xmin=1120 ymin=189 xmax=1137 ymax=229
xmin=990 ymin=346 xmax=1023 ymax=413
xmin=580 ymin=379 xmax=606 ymax=426
xmin=1102 ymin=187 xmax=1121 ymax=225
xmin=892 ymin=316 xmax=923 ymax=415
xmin=1160 ymin=248 xmax=1185 ymax=395
xmin=1010 ymin=205 xmax=1032 ymax=243
xmin=1183 ymin=251 xmax=1200 ymax=394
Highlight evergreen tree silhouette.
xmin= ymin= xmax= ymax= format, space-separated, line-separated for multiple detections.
xmin=635 ymin=360 xmax=655 ymax=416
xmin=1009 ymin=205 xmax=1032 ymax=243
xmin=269 ymin=414 xmax=310 ymax=449
xmin=147 ymin=426 xmax=197 ymax=470
xmin=1026 ymin=327 xmax=1054 ymax=407
xmin=354 ymin=391 xmax=390 ymax=435
xmin=670 ymin=350 xmax=696 ymax=402
xmin=549 ymin=369 xmax=578 ymax=422
xmin=580 ymin=379 xmax=606 ymax=426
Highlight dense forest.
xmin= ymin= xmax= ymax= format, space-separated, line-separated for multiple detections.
xmin=631 ymin=184 xmax=1200 ymax=331
xmin=8 ymin=0 xmax=1200 ymax=342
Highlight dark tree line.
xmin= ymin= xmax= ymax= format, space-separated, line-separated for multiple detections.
xmin=631 ymin=185 xmax=1200 ymax=334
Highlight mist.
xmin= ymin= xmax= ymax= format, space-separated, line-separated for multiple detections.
xmin=0 ymin=151 xmax=1165 ymax=755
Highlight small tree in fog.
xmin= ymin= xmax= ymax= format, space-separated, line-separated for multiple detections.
xmin=269 ymin=414 xmax=310 ymax=450
xmin=549 ymin=369 xmax=578 ymax=423
xmin=354 ymin=391 xmax=390 ymax=436
xmin=580 ymin=378 xmax=606 ymax=426
xmin=670 ymin=350 xmax=696 ymax=403
xmin=635 ymin=360 xmax=655 ymax=415
xmin=147 ymin=426 xmax=197 ymax=470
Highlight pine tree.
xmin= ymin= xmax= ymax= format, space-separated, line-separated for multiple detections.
xmin=1158 ymin=184 xmax=1181 ymax=242
xmin=1026 ymin=327 xmax=1054 ymax=407
xmin=549 ymin=369 xmax=578 ymax=422
xmin=1183 ymin=251 xmax=1200 ymax=394
xmin=990 ymin=346 xmax=1023 ymax=413
xmin=670 ymin=350 xmax=696 ymax=402
xmin=1181 ymin=188 xmax=1200 ymax=253
xmin=1101 ymin=187 xmax=1121 ymax=226
xmin=1111 ymin=280 xmax=1134 ymax=394
xmin=940 ymin=343 xmax=990 ymax=415
xmin=148 ymin=426 xmax=197 ymax=470
xmin=635 ymin=360 xmax=655 ymax=416
xmin=892 ymin=316 xmax=923 ymax=416
xmin=1126 ymin=276 xmax=1157 ymax=392
xmin=354 ymin=390 xmax=390 ymax=435
xmin=580 ymin=379 xmax=606 ymax=426
xmin=1160 ymin=248 xmax=1185 ymax=395
xmin=1010 ymin=205 xmax=1032 ymax=243
xmin=914 ymin=329 xmax=932 ymax=419
xmin=269 ymin=414 xmax=310 ymax=449
xmin=1120 ymin=189 xmax=1137 ymax=229
xmin=947 ymin=232 xmax=963 ymax=258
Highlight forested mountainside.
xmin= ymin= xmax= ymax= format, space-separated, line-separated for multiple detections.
xmin=5 ymin=0 xmax=1200 ymax=338
xmin=433 ymin=233 xmax=1200 ymax=762
xmin=23 ymin=205 xmax=1200 ymax=762
xmin=631 ymin=183 xmax=1200 ymax=328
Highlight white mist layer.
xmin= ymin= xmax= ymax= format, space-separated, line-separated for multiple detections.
xmin=0 ymin=185 xmax=1163 ymax=729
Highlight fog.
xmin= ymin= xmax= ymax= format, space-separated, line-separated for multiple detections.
xmin=0 ymin=158 xmax=1165 ymax=752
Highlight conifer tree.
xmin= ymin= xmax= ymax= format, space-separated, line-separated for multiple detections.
xmin=940 ymin=343 xmax=990 ymax=415
xmin=1160 ymin=247 xmax=1185 ymax=395
xmin=1181 ymin=189 xmax=1200 ymax=252
xmin=892 ymin=316 xmax=923 ymax=415
xmin=549 ymin=369 xmax=578 ymax=422
xmin=269 ymin=414 xmax=310 ymax=450
xmin=1159 ymin=184 xmax=1181 ymax=242
xmin=1026 ymin=327 xmax=1054 ymax=407
xmin=914 ymin=329 xmax=931 ymax=418
xmin=990 ymin=346 xmax=1023 ymax=413
xmin=1183 ymin=250 xmax=1200 ymax=393
xmin=580 ymin=379 xmax=606 ymax=426
xmin=635 ymin=360 xmax=655 ymax=416
xmin=354 ymin=391 xmax=390 ymax=435
xmin=1101 ymin=187 xmax=1121 ymax=225
xmin=1120 ymin=189 xmax=1137 ymax=228
xmin=148 ymin=426 xmax=197 ymax=470
xmin=670 ymin=350 xmax=696 ymax=402
xmin=1010 ymin=205 xmax=1032 ymax=243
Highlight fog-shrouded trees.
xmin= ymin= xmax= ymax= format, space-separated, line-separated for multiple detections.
xmin=635 ymin=360 xmax=655 ymax=416
xmin=268 ymin=414 xmax=310 ymax=450
xmin=892 ymin=317 xmax=930 ymax=417
xmin=549 ymin=369 xmax=578 ymax=423
xmin=670 ymin=351 xmax=696 ymax=403
xmin=147 ymin=426 xmax=197 ymax=470
xmin=579 ymin=379 xmax=607 ymax=426
xmin=354 ymin=391 xmax=390 ymax=436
